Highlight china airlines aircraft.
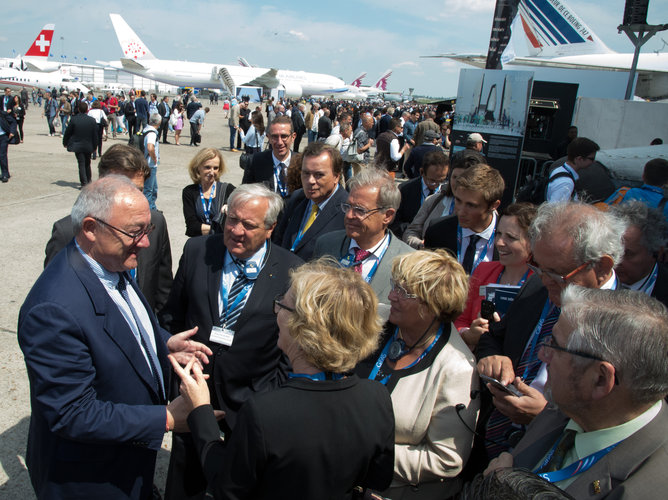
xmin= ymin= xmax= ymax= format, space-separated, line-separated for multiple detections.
xmin=102 ymin=14 xmax=346 ymax=97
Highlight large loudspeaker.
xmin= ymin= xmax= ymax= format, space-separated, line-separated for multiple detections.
xmin=623 ymin=0 xmax=649 ymax=25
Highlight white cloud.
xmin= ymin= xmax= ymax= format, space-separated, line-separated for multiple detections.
xmin=394 ymin=61 xmax=419 ymax=68
xmin=288 ymin=30 xmax=308 ymax=41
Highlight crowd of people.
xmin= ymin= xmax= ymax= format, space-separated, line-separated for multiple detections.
xmin=12 ymin=88 xmax=668 ymax=500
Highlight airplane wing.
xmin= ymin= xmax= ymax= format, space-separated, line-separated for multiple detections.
xmin=23 ymin=61 xmax=47 ymax=71
xmin=422 ymin=54 xmax=487 ymax=68
xmin=119 ymin=58 xmax=147 ymax=71
xmin=244 ymin=69 xmax=280 ymax=88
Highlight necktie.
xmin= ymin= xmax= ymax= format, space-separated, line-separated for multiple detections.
xmin=354 ymin=247 xmax=371 ymax=274
xmin=117 ymin=273 xmax=165 ymax=398
xmin=301 ymin=204 xmax=319 ymax=234
xmin=485 ymin=304 xmax=561 ymax=458
xmin=462 ymin=234 xmax=481 ymax=274
xmin=277 ymin=163 xmax=287 ymax=193
xmin=540 ymin=429 xmax=577 ymax=472
xmin=223 ymin=266 xmax=251 ymax=329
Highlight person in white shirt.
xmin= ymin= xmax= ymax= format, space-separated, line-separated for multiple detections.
xmin=546 ymin=137 xmax=599 ymax=202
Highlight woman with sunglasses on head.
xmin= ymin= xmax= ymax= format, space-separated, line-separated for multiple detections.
xmin=169 ymin=259 xmax=395 ymax=499
xmin=455 ymin=203 xmax=537 ymax=352
xmin=356 ymin=249 xmax=480 ymax=499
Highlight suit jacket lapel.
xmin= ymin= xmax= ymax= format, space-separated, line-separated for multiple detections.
xmin=207 ymin=236 xmax=226 ymax=327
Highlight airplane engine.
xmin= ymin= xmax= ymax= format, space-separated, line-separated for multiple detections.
xmin=279 ymin=82 xmax=303 ymax=98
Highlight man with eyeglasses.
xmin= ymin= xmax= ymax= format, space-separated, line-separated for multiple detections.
xmin=391 ymin=149 xmax=449 ymax=239
xmin=313 ymin=168 xmax=414 ymax=317
xmin=545 ymin=137 xmax=599 ymax=203
xmin=476 ymin=202 xmax=626 ymax=460
xmin=44 ymin=144 xmax=173 ymax=313
xmin=272 ymin=142 xmax=347 ymax=260
xmin=242 ymin=115 xmax=295 ymax=198
xmin=158 ymin=183 xmax=302 ymax=498
xmin=403 ymin=128 xmax=442 ymax=179
xmin=486 ymin=286 xmax=668 ymax=499
xmin=19 ymin=176 xmax=215 ymax=500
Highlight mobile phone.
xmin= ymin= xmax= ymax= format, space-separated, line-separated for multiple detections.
xmin=480 ymin=374 xmax=523 ymax=397
xmin=480 ymin=299 xmax=496 ymax=321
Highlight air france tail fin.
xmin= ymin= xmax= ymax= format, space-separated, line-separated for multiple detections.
xmin=373 ymin=69 xmax=393 ymax=90
xmin=24 ymin=24 xmax=55 ymax=57
xmin=109 ymin=14 xmax=156 ymax=61
xmin=517 ymin=0 xmax=613 ymax=57
xmin=349 ymin=72 xmax=367 ymax=87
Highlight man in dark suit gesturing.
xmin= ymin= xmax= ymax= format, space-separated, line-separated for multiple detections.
xmin=273 ymin=142 xmax=347 ymax=260
xmin=159 ymin=183 xmax=303 ymax=498
xmin=44 ymin=144 xmax=173 ymax=313
xmin=19 ymin=176 xmax=214 ymax=500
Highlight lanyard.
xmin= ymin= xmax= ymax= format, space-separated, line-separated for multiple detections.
xmin=340 ymin=235 xmax=390 ymax=283
xmin=457 ymin=225 xmax=495 ymax=273
xmin=288 ymin=372 xmax=345 ymax=381
xmin=368 ymin=323 xmax=444 ymax=385
xmin=522 ymin=301 xmax=554 ymax=380
xmin=290 ymin=202 xmax=318 ymax=252
xmin=199 ymin=182 xmax=216 ymax=224
xmin=535 ymin=438 xmax=621 ymax=483
xmin=273 ymin=165 xmax=288 ymax=197
xmin=496 ymin=268 xmax=530 ymax=287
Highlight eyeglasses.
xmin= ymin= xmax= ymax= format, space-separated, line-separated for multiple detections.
xmin=93 ymin=217 xmax=155 ymax=243
xmin=273 ymin=294 xmax=295 ymax=315
xmin=268 ymin=134 xmax=292 ymax=141
xmin=389 ymin=279 xmax=419 ymax=300
xmin=527 ymin=260 xmax=591 ymax=285
xmin=423 ymin=177 xmax=447 ymax=188
xmin=539 ymin=335 xmax=606 ymax=362
xmin=340 ymin=203 xmax=387 ymax=219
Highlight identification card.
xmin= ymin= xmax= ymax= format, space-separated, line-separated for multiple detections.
xmin=210 ymin=326 xmax=235 ymax=346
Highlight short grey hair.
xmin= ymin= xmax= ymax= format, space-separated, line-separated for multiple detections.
xmin=148 ymin=113 xmax=161 ymax=126
xmin=347 ymin=167 xmax=401 ymax=210
xmin=610 ymin=200 xmax=667 ymax=255
xmin=71 ymin=175 xmax=138 ymax=233
xmin=529 ymin=201 xmax=626 ymax=266
xmin=561 ymin=285 xmax=668 ymax=405
xmin=227 ymin=183 xmax=283 ymax=228
xmin=340 ymin=123 xmax=352 ymax=135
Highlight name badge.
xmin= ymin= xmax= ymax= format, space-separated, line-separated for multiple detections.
xmin=210 ymin=326 xmax=235 ymax=346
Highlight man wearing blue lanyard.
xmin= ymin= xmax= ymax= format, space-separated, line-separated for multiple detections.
xmin=486 ymin=286 xmax=668 ymax=498
xmin=272 ymin=142 xmax=347 ymax=260
xmin=477 ymin=202 xmax=626 ymax=459
xmin=313 ymin=168 xmax=414 ymax=318
xmin=241 ymin=115 xmax=295 ymax=198
xmin=159 ymin=183 xmax=303 ymax=498
xmin=424 ymin=164 xmax=504 ymax=275
xmin=611 ymin=201 xmax=668 ymax=307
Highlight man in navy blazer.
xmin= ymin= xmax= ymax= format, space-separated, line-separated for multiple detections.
xmin=273 ymin=142 xmax=347 ymax=260
xmin=18 ymin=176 xmax=214 ymax=500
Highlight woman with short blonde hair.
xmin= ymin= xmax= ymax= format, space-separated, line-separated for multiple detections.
xmin=357 ymin=249 xmax=480 ymax=499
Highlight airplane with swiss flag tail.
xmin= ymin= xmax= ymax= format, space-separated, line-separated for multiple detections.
xmin=0 ymin=24 xmax=61 ymax=72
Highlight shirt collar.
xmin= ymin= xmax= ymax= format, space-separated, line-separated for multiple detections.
xmin=461 ymin=211 xmax=497 ymax=240
xmin=224 ymin=240 xmax=267 ymax=270
xmin=75 ymin=240 xmax=121 ymax=290
xmin=310 ymin=184 xmax=340 ymax=211
xmin=272 ymin=152 xmax=291 ymax=168
xmin=562 ymin=163 xmax=580 ymax=180
xmin=600 ymin=270 xmax=618 ymax=290
xmin=349 ymin=232 xmax=390 ymax=255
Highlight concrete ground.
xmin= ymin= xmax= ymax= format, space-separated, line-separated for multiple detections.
xmin=0 ymin=101 xmax=247 ymax=498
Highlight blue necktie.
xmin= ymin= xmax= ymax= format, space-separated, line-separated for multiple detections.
xmin=117 ymin=273 xmax=165 ymax=399
xmin=223 ymin=266 xmax=251 ymax=328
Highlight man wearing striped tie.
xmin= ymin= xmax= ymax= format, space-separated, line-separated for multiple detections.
xmin=159 ymin=183 xmax=303 ymax=498
xmin=272 ymin=142 xmax=347 ymax=260
xmin=476 ymin=202 xmax=626 ymax=462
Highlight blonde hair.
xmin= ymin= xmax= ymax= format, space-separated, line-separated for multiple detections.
xmin=287 ymin=258 xmax=383 ymax=373
xmin=391 ymin=249 xmax=469 ymax=323
xmin=187 ymin=147 xmax=227 ymax=183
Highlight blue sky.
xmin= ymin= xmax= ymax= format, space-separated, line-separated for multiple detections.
xmin=1 ymin=0 xmax=666 ymax=97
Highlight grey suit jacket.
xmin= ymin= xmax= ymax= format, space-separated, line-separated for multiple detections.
xmin=312 ymin=230 xmax=415 ymax=303
xmin=512 ymin=402 xmax=668 ymax=499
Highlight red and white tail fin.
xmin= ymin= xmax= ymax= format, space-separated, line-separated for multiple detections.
xmin=24 ymin=24 xmax=55 ymax=57
xmin=349 ymin=72 xmax=367 ymax=87
xmin=109 ymin=13 xmax=156 ymax=61
xmin=517 ymin=0 xmax=613 ymax=57
xmin=373 ymin=69 xmax=393 ymax=91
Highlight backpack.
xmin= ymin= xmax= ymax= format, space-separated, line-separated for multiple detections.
xmin=133 ymin=129 xmax=157 ymax=155
xmin=515 ymin=170 xmax=575 ymax=204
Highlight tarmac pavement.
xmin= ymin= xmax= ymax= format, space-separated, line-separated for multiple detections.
xmin=0 ymin=100 xmax=245 ymax=498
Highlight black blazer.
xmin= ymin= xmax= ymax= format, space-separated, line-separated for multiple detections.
xmin=62 ymin=113 xmax=98 ymax=153
xmin=158 ymin=236 xmax=303 ymax=427
xmin=652 ymin=262 xmax=668 ymax=307
xmin=272 ymin=187 xmax=347 ymax=260
xmin=391 ymin=177 xmax=424 ymax=238
xmin=43 ymin=211 xmax=173 ymax=313
xmin=477 ymin=275 xmax=549 ymax=367
xmin=424 ymin=214 xmax=500 ymax=262
xmin=242 ymin=149 xmax=276 ymax=189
